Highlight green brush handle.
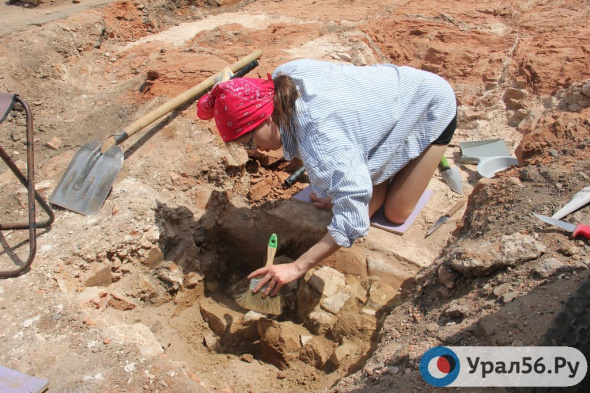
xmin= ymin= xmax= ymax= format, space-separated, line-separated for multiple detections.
xmin=265 ymin=233 xmax=278 ymax=267
xmin=440 ymin=156 xmax=451 ymax=170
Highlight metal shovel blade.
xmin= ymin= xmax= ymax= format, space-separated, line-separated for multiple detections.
xmin=47 ymin=51 xmax=263 ymax=216
xmin=49 ymin=140 xmax=124 ymax=215
xmin=441 ymin=165 xmax=463 ymax=194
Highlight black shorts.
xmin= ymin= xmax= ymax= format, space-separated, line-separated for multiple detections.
xmin=431 ymin=113 xmax=457 ymax=145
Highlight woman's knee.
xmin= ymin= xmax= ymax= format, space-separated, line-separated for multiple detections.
xmin=384 ymin=204 xmax=412 ymax=225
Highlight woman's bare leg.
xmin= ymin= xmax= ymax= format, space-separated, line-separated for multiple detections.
xmin=369 ymin=181 xmax=389 ymax=217
xmin=382 ymin=144 xmax=449 ymax=224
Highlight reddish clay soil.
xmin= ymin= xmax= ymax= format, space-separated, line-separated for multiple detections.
xmin=0 ymin=0 xmax=589 ymax=392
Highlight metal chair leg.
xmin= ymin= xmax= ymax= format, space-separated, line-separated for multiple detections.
xmin=0 ymin=93 xmax=54 ymax=278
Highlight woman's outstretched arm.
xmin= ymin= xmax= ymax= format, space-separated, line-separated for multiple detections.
xmin=249 ymin=232 xmax=341 ymax=297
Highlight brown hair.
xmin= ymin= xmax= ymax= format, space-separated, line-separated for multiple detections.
xmin=272 ymin=75 xmax=299 ymax=135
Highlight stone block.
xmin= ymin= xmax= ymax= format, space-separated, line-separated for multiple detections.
xmin=0 ymin=167 xmax=17 ymax=187
xmin=243 ymin=310 xmax=265 ymax=322
xmin=299 ymin=336 xmax=334 ymax=370
xmin=143 ymin=247 xmax=164 ymax=269
xmin=493 ymin=283 xmax=513 ymax=297
xmin=448 ymin=233 xmax=546 ymax=277
xmin=501 ymin=291 xmax=519 ymax=304
xmin=443 ymin=300 xmax=469 ymax=318
xmin=82 ymin=262 xmax=113 ymax=287
xmin=199 ymin=298 xmax=243 ymax=336
xmin=421 ymin=63 xmax=441 ymax=73
xmin=221 ymin=149 xmax=247 ymax=169
xmin=297 ymin=278 xmax=323 ymax=319
xmin=257 ymin=319 xmax=309 ymax=370
xmin=532 ymin=257 xmax=568 ymax=278
xmin=307 ymin=309 xmax=338 ymax=335
xmin=328 ymin=341 xmax=360 ymax=369
xmin=105 ymin=322 xmax=163 ymax=357
xmin=203 ymin=334 xmax=220 ymax=351
xmin=344 ymin=275 xmax=368 ymax=304
xmin=504 ymin=87 xmax=528 ymax=102
xmin=308 ymin=266 xmax=346 ymax=297
xmin=195 ymin=185 xmax=213 ymax=211
xmin=76 ymin=286 xmax=104 ymax=307
xmin=330 ymin=312 xmax=377 ymax=342
xmin=300 ymin=335 xmax=313 ymax=346
xmin=499 ymin=233 xmax=547 ymax=264
xmin=155 ymin=264 xmax=183 ymax=292
xmin=44 ymin=137 xmax=62 ymax=150
xmin=367 ymin=279 xmax=399 ymax=308
xmin=320 ymin=290 xmax=351 ymax=314
xmin=183 ymin=272 xmax=205 ymax=289
xmin=226 ymin=320 xmax=259 ymax=346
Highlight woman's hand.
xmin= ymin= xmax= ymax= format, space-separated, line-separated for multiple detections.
xmin=248 ymin=233 xmax=341 ymax=297
xmin=249 ymin=262 xmax=305 ymax=297
xmin=310 ymin=192 xmax=333 ymax=211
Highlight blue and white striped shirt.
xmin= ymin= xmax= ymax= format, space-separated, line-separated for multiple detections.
xmin=273 ymin=59 xmax=456 ymax=247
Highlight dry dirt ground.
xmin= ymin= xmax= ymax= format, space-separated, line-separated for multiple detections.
xmin=1 ymin=0 xmax=590 ymax=392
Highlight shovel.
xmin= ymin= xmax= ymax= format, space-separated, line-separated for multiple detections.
xmin=439 ymin=156 xmax=463 ymax=194
xmin=49 ymin=50 xmax=263 ymax=215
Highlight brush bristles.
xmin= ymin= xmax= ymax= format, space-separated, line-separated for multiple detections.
xmin=235 ymin=289 xmax=283 ymax=316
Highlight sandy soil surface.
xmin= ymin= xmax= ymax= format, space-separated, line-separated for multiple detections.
xmin=1 ymin=0 xmax=589 ymax=392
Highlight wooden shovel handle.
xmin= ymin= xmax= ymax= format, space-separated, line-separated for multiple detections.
xmin=101 ymin=49 xmax=263 ymax=153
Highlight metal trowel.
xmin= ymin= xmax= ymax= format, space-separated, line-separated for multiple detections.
xmin=439 ymin=156 xmax=463 ymax=194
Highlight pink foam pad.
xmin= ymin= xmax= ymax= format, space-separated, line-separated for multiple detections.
xmin=0 ymin=365 xmax=49 ymax=393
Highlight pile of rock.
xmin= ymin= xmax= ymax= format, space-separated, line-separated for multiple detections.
xmin=199 ymin=266 xmax=401 ymax=372
xmin=557 ymin=79 xmax=590 ymax=112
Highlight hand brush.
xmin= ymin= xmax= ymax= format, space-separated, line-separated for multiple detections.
xmin=235 ymin=233 xmax=283 ymax=315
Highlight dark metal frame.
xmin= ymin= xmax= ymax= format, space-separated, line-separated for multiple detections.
xmin=0 ymin=93 xmax=54 ymax=278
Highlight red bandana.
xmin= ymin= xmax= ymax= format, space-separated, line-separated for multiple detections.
xmin=196 ymin=76 xmax=275 ymax=142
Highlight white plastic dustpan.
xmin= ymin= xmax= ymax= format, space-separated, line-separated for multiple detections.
xmin=459 ymin=139 xmax=511 ymax=164
xmin=458 ymin=139 xmax=518 ymax=178
xmin=476 ymin=156 xmax=519 ymax=178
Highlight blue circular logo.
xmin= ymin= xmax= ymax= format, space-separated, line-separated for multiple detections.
xmin=420 ymin=346 xmax=460 ymax=387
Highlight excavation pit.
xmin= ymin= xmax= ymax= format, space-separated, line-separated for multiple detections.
xmin=73 ymin=195 xmax=413 ymax=391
